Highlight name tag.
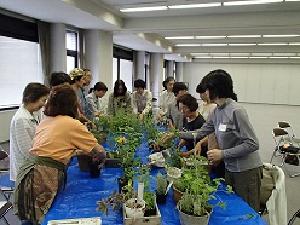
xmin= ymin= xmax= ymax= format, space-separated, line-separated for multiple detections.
xmin=218 ymin=124 xmax=227 ymax=132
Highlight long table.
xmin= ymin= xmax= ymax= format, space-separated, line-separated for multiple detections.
xmin=42 ymin=141 xmax=267 ymax=225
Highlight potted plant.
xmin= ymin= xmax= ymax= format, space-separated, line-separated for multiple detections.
xmin=125 ymin=198 xmax=145 ymax=218
xmin=177 ymin=191 xmax=211 ymax=225
xmin=166 ymin=166 xmax=182 ymax=183
xmin=173 ymin=177 xmax=186 ymax=203
xmin=97 ymin=182 xmax=135 ymax=215
xmin=144 ymin=192 xmax=156 ymax=217
xmin=177 ymin=178 xmax=225 ymax=225
xmin=156 ymin=173 xmax=168 ymax=204
xmin=105 ymin=151 xmax=121 ymax=168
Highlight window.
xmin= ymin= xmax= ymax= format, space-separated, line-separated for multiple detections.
xmin=66 ymin=30 xmax=79 ymax=73
xmin=120 ymin=59 xmax=133 ymax=92
xmin=0 ymin=35 xmax=43 ymax=108
xmin=113 ymin=57 xmax=118 ymax=83
xmin=113 ymin=46 xmax=133 ymax=92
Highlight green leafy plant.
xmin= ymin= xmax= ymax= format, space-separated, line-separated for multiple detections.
xmin=97 ymin=181 xmax=136 ymax=216
xmin=144 ymin=192 xmax=156 ymax=210
xmin=156 ymin=173 xmax=168 ymax=195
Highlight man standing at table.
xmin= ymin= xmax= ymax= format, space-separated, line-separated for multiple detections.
xmin=180 ymin=69 xmax=262 ymax=212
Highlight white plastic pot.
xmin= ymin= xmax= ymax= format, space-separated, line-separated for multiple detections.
xmin=178 ymin=208 xmax=210 ymax=225
xmin=125 ymin=198 xmax=145 ymax=219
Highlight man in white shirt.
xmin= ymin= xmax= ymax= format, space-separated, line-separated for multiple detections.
xmin=10 ymin=83 xmax=50 ymax=181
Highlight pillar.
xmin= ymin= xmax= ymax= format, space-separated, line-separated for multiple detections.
xmin=175 ymin=62 xmax=184 ymax=82
xmin=166 ymin=60 xmax=175 ymax=78
xmin=134 ymin=51 xmax=145 ymax=81
xmin=84 ymin=30 xmax=114 ymax=90
xmin=149 ymin=53 xmax=163 ymax=102
xmin=50 ymin=23 xmax=67 ymax=73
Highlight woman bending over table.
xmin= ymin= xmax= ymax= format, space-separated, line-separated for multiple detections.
xmin=14 ymin=85 xmax=106 ymax=225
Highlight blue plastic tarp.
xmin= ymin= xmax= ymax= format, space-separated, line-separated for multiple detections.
xmin=42 ymin=140 xmax=267 ymax=225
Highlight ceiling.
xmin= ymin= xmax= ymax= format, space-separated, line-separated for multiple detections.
xmin=1 ymin=0 xmax=300 ymax=62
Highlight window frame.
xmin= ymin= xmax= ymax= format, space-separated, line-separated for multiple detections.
xmin=66 ymin=29 xmax=79 ymax=70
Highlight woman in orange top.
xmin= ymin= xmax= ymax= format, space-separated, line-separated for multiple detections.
xmin=14 ymin=85 xmax=106 ymax=225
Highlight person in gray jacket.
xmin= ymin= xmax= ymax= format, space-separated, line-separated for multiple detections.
xmin=166 ymin=82 xmax=188 ymax=130
xmin=180 ymin=69 xmax=262 ymax=212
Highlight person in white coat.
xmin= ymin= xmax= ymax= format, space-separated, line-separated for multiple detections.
xmin=132 ymin=79 xmax=152 ymax=120
xmin=157 ymin=76 xmax=175 ymax=120
xmin=9 ymin=83 xmax=50 ymax=181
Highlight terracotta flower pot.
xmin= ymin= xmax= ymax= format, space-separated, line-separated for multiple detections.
xmin=173 ymin=187 xmax=183 ymax=203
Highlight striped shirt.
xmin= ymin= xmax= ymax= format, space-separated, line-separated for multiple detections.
xmin=9 ymin=105 xmax=38 ymax=181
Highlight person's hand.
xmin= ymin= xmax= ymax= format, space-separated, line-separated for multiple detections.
xmin=139 ymin=113 xmax=144 ymax=121
xmin=156 ymin=114 xmax=162 ymax=121
xmin=180 ymin=151 xmax=192 ymax=158
xmin=194 ymin=141 xmax=202 ymax=156
xmin=207 ymin=149 xmax=223 ymax=163
xmin=167 ymin=119 xmax=174 ymax=129
xmin=178 ymin=139 xmax=186 ymax=147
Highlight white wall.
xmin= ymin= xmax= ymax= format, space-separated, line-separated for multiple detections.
xmin=183 ymin=62 xmax=300 ymax=162
xmin=0 ymin=109 xmax=17 ymax=143
xmin=184 ymin=63 xmax=300 ymax=105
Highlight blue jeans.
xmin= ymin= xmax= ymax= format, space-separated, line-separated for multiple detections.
xmin=21 ymin=220 xmax=33 ymax=225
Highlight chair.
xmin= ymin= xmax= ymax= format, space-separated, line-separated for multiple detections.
xmin=0 ymin=190 xmax=13 ymax=225
xmin=262 ymin=163 xmax=287 ymax=225
xmin=271 ymin=128 xmax=300 ymax=178
xmin=270 ymin=128 xmax=289 ymax=166
xmin=288 ymin=209 xmax=300 ymax=225
xmin=0 ymin=149 xmax=14 ymax=201
xmin=278 ymin=122 xmax=300 ymax=147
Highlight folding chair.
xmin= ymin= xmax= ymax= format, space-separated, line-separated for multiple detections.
xmin=0 ymin=191 xmax=13 ymax=225
xmin=0 ymin=149 xmax=14 ymax=201
xmin=270 ymin=128 xmax=289 ymax=166
xmin=271 ymin=128 xmax=300 ymax=178
xmin=262 ymin=163 xmax=287 ymax=225
xmin=278 ymin=122 xmax=300 ymax=147
xmin=288 ymin=209 xmax=300 ymax=225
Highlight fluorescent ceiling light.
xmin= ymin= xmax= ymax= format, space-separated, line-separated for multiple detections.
xmin=252 ymin=53 xmax=273 ymax=56
xmin=196 ymin=36 xmax=226 ymax=39
xmin=202 ymin=43 xmax=228 ymax=46
xmin=263 ymin=34 xmax=300 ymax=37
xmin=228 ymin=43 xmax=257 ymax=46
xmin=190 ymin=53 xmax=210 ymax=55
xmin=273 ymin=53 xmax=296 ymax=56
xmin=120 ymin=6 xmax=168 ymax=12
xmin=231 ymin=56 xmax=249 ymax=58
xmin=285 ymin=0 xmax=300 ymax=2
xmin=165 ymin=36 xmax=194 ymax=40
xmin=227 ymin=35 xmax=261 ymax=38
xmin=269 ymin=56 xmax=289 ymax=58
xmin=211 ymin=53 xmax=230 ymax=56
xmin=224 ymin=0 xmax=281 ymax=6
xmin=248 ymin=56 xmax=268 ymax=58
xmin=230 ymin=53 xmax=251 ymax=56
xmin=290 ymin=57 xmax=300 ymax=59
xmin=258 ymin=43 xmax=289 ymax=46
xmin=175 ymin=44 xmax=202 ymax=47
xmin=194 ymin=56 xmax=212 ymax=58
xmin=213 ymin=56 xmax=231 ymax=58
xmin=168 ymin=2 xmax=221 ymax=8
xmin=289 ymin=42 xmax=300 ymax=45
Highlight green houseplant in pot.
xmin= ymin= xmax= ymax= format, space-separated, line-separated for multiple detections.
xmin=178 ymin=191 xmax=211 ymax=225
xmin=177 ymin=178 xmax=224 ymax=225
xmin=143 ymin=192 xmax=156 ymax=217
xmin=156 ymin=173 xmax=168 ymax=204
